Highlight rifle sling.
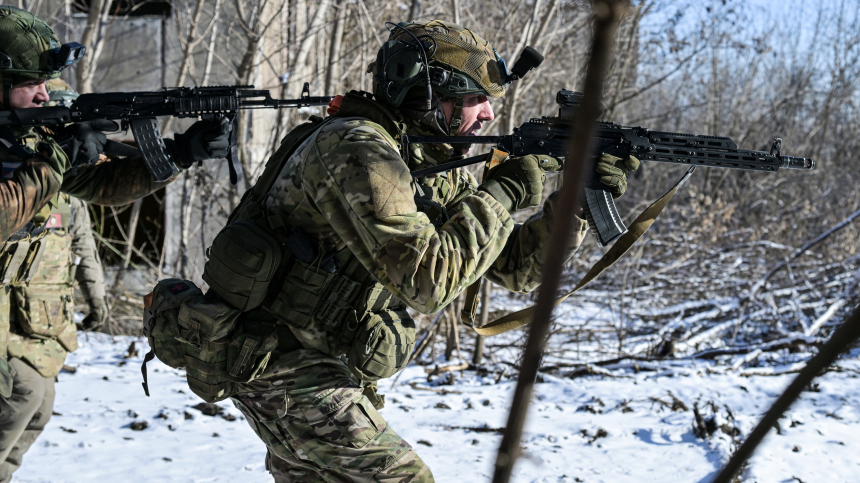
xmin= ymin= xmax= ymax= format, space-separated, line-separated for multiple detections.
xmin=472 ymin=167 xmax=696 ymax=337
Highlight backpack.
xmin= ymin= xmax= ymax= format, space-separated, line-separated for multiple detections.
xmin=141 ymin=279 xmax=276 ymax=402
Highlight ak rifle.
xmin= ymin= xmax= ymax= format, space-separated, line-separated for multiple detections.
xmin=406 ymin=89 xmax=815 ymax=246
xmin=0 ymin=83 xmax=333 ymax=184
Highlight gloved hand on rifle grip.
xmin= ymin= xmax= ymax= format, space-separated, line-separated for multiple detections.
xmin=169 ymin=117 xmax=231 ymax=168
xmin=55 ymin=119 xmax=119 ymax=168
xmin=479 ymin=154 xmax=562 ymax=211
xmin=595 ymin=153 xmax=640 ymax=199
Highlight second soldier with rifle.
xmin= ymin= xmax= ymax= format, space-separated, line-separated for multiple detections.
xmin=0 ymin=6 xmax=231 ymax=481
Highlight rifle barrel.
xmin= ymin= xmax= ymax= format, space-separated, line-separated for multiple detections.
xmin=240 ymin=97 xmax=334 ymax=108
xmin=780 ymin=155 xmax=815 ymax=170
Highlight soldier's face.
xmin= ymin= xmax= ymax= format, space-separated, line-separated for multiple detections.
xmin=441 ymin=94 xmax=495 ymax=154
xmin=5 ymin=80 xmax=49 ymax=109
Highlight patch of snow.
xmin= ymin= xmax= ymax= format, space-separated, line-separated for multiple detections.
xmin=11 ymin=333 xmax=860 ymax=482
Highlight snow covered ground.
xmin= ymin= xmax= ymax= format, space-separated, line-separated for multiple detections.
xmin=12 ymin=333 xmax=860 ymax=483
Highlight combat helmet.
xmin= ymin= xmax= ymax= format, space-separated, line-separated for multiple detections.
xmin=0 ymin=6 xmax=84 ymax=106
xmin=372 ymin=20 xmax=543 ymax=134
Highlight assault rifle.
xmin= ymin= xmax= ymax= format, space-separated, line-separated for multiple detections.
xmin=406 ymin=89 xmax=815 ymax=246
xmin=0 ymin=83 xmax=333 ymax=184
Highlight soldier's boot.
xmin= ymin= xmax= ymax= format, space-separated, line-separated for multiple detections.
xmin=0 ymin=358 xmax=54 ymax=483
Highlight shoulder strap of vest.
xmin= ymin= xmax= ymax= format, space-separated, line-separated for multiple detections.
xmin=251 ymin=115 xmax=329 ymax=201
xmin=334 ymin=91 xmax=406 ymax=143
xmin=250 ymin=91 xmax=404 ymax=203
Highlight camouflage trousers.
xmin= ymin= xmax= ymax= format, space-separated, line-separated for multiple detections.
xmin=231 ymin=349 xmax=434 ymax=482
xmin=0 ymin=357 xmax=55 ymax=483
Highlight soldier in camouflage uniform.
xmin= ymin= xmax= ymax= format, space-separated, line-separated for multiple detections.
xmin=186 ymin=20 xmax=639 ymax=482
xmin=0 ymin=193 xmax=106 ymax=481
xmin=0 ymin=6 xmax=229 ymax=480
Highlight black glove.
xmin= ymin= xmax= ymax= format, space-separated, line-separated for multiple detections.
xmin=55 ymin=119 xmax=119 ymax=167
xmin=595 ymin=153 xmax=640 ymax=199
xmin=170 ymin=117 xmax=231 ymax=168
xmin=80 ymin=298 xmax=109 ymax=331
xmin=479 ymin=154 xmax=562 ymax=211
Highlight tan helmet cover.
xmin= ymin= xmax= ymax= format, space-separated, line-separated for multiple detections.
xmin=392 ymin=20 xmax=506 ymax=98
xmin=45 ymin=77 xmax=78 ymax=106
xmin=0 ymin=6 xmax=62 ymax=84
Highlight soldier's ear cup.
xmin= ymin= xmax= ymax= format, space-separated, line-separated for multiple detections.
xmin=383 ymin=43 xmax=423 ymax=83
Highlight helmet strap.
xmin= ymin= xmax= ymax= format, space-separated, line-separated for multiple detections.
xmin=1 ymin=79 xmax=10 ymax=110
xmin=448 ymin=97 xmax=463 ymax=136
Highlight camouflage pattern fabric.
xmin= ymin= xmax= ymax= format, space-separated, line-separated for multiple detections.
xmin=231 ymin=350 xmax=433 ymax=482
xmin=68 ymin=196 xmax=106 ymax=309
xmin=8 ymin=194 xmax=79 ymax=378
xmin=0 ymin=125 xmax=175 ymax=394
xmin=0 ymin=6 xmax=63 ymax=86
xmin=0 ymin=127 xmax=69 ymax=242
xmin=266 ymin=114 xmax=513 ymax=317
xmin=265 ymin=95 xmax=587 ymax=316
xmin=219 ymin=92 xmax=588 ymax=479
xmin=0 ymin=357 xmax=54 ymax=483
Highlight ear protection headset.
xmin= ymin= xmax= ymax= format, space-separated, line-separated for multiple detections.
xmin=374 ymin=22 xmax=437 ymax=109
xmin=373 ymin=21 xmax=545 ymax=132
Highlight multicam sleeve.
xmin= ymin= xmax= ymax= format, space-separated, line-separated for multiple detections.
xmin=0 ymin=158 xmax=64 ymax=241
xmin=482 ymin=191 xmax=589 ymax=293
xmin=300 ymin=119 xmax=515 ymax=314
xmin=68 ymin=197 xmax=106 ymax=304
xmin=59 ymin=156 xmax=174 ymax=205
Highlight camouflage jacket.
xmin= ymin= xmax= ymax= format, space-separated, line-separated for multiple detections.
xmin=264 ymin=93 xmax=589 ymax=316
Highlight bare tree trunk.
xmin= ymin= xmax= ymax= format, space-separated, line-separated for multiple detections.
xmin=472 ymin=280 xmax=490 ymax=365
xmin=162 ymin=0 xmax=209 ymax=134
xmin=325 ymin=0 xmax=347 ymax=95
xmin=287 ymin=0 xmax=331 ymax=98
xmin=452 ymin=0 xmax=460 ymax=24
xmin=76 ymin=0 xmax=110 ymax=93
xmin=201 ymin=0 xmax=223 ymax=85
xmin=444 ymin=296 xmax=463 ymax=361
xmin=114 ymin=199 xmax=142 ymax=288
xmin=409 ymin=0 xmax=421 ymax=21
xmin=178 ymin=171 xmax=198 ymax=279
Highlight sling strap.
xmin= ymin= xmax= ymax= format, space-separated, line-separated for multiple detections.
xmin=471 ymin=167 xmax=697 ymax=336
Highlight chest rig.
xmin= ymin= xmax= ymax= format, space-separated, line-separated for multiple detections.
xmin=7 ymin=193 xmax=79 ymax=377
xmin=202 ymin=92 xmax=416 ymax=381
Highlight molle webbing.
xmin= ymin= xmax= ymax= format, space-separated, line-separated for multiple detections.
xmin=0 ymin=236 xmax=47 ymax=285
